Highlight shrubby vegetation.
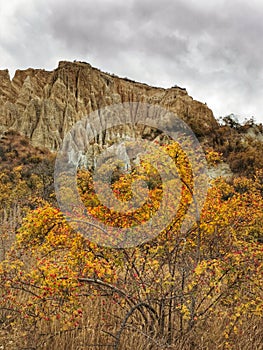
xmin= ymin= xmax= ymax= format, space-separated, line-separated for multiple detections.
xmin=0 ymin=130 xmax=262 ymax=349
xmin=204 ymin=115 xmax=263 ymax=177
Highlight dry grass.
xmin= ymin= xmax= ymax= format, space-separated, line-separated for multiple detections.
xmin=1 ymin=293 xmax=263 ymax=350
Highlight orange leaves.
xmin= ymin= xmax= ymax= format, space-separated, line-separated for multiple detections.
xmin=190 ymin=240 xmax=263 ymax=345
xmin=1 ymin=137 xmax=263 ymax=347
xmin=76 ymin=140 xmax=194 ymax=239
xmin=205 ymin=150 xmax=223 ymax=165
xmin=0 ymin=202 xmax=119 ymax=329
xmin=200 ymin=176 xmax=263 ymax=258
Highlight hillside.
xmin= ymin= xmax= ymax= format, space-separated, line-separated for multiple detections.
xmin=1 ymin=61 xmax=263 ymax=177
xmin=0 ymin=61 xmax=263 ymax=350
xmin=0 ymin=61 xmax=217 ymax=150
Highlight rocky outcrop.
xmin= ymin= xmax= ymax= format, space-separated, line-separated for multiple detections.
xmin=0 ymin=61 xmax=218 ymax=151
xmin=208 ymin=162 xmax=233 ymax=180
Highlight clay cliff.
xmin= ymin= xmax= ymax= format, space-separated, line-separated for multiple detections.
xmin=0 ymin=61 xmax=218 ymax=151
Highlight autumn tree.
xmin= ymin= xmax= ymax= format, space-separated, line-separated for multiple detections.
xmin=0 ymin=142 xmax=263 ymax=349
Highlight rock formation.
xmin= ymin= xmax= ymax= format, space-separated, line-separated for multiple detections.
xmin=0 ymin=61 xmax=218 ymax=152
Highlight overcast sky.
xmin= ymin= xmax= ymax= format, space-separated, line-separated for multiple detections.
xmin=0 ymin=0 xmax=263 ymax=123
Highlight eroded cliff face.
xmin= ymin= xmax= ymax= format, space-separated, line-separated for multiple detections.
xmin=0 ymin=61 xmax=218 ymax=151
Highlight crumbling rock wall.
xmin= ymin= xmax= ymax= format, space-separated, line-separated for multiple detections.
xmin=0 ymin=61 xmax=218 ymax=152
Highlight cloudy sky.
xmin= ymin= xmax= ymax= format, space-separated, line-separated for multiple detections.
xmin=1 ymin=0 xmax=263 ymax=122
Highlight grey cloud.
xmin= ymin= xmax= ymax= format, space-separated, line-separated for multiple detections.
xmin=0 ymin=0 xmax=263 ymax=121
